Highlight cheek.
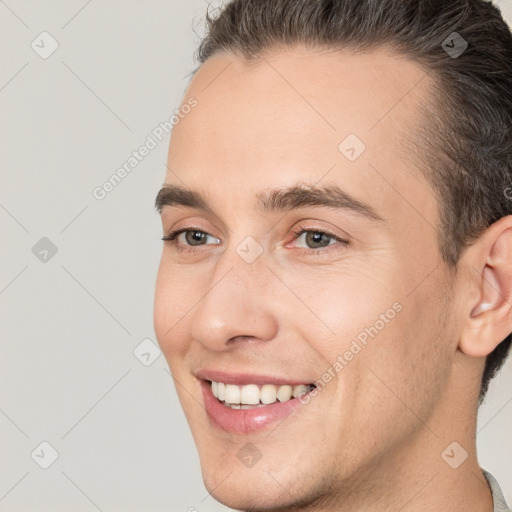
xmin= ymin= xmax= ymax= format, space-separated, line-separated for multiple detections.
xmin=153 ymin=258 xmax=196 ymax=358
xmin=289 ymin=265 xmax=399 ymax=358
xmin=297 ymin=264 xmax=452 ymax=419
xmin=347 ymin=281 xmax=455 ymax=430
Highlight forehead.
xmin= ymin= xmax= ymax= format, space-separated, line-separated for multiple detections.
xmin=166 ymin=46 xmax=437 ymax=231
xmin=176 ymin=46 xmax=431 ymax=145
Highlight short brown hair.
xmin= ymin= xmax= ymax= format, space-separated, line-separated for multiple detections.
xmin=193 ymin=0 xmax=512 ymax=401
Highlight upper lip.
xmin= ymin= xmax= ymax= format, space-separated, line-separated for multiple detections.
xmin=195 ymin=369 xmax=315 ymax=387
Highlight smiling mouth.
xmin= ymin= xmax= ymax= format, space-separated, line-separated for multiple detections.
xmin=209 ymin=380 xmax=317 ymax=409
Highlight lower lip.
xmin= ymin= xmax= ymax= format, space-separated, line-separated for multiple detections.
xmin=200 ymin=380 xmax=309 ymax=434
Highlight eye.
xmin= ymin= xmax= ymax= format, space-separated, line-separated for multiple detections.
xmin=162 ymin=227 xmax=220 ymax=253
xmin=161 ymin=225 xmax=349 ymax=255
xmin=289 ymin=227 xmax=349 ymax=253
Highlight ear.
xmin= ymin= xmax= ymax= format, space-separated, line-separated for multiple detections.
xmin=459 ymin=215 xmax=512 ymax=357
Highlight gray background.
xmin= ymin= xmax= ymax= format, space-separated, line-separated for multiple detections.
xmin=0 ymin=1 xmax=510 ymax=511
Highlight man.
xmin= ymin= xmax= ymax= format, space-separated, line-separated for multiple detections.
xmin=153 ymin=0 xmax=512 ymax=510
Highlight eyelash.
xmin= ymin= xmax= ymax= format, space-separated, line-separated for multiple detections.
xmin=162 ymin=224 xmax=349 ymax=255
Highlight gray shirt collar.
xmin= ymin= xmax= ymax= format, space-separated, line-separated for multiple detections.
xmin=483 ymin=470 xmax=511 ymax=512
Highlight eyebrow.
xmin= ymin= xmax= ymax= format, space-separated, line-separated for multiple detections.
xmin=154 ymin=182 xmax=384 ymax=222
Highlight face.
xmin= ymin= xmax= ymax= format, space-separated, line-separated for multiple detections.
xmin=154 ymin=47 xmax=460 ymax=510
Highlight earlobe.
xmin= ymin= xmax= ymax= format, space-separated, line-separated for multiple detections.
xmin=459 ymin=219 xmax=512 ymax=358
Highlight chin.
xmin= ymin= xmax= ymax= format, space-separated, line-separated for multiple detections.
xmin=197 ymin=448 xmax=330 ymax=512
xmin=202 ymin=471 xmax=302 ymax=512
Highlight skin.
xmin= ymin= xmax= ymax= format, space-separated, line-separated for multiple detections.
xmin=153 ymin=46 xmax=512 ymax=511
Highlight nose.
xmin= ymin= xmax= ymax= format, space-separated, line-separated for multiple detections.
xmin=189 ymin=248 xmax=279 ymax=351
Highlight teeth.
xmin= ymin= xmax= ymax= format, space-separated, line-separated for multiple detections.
xmin=225 ymin=403 xmax=267 ymax=409
xmin=224 ymin=384 xmax=241 ymax=404
xmin=217 ymin=382 xmax=225 ymax=401
xmin=260 ymin=384 xmax=277 ymax=404
xmin=276 ymin=384 xmax=292 ymax=402
xmin=210 ymin=381 xmax=314 ymax=406
xmin=240 ymin=384 xmax=260 ymax=405
xmin=292 ymin=385 xmax=309 ymax=398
